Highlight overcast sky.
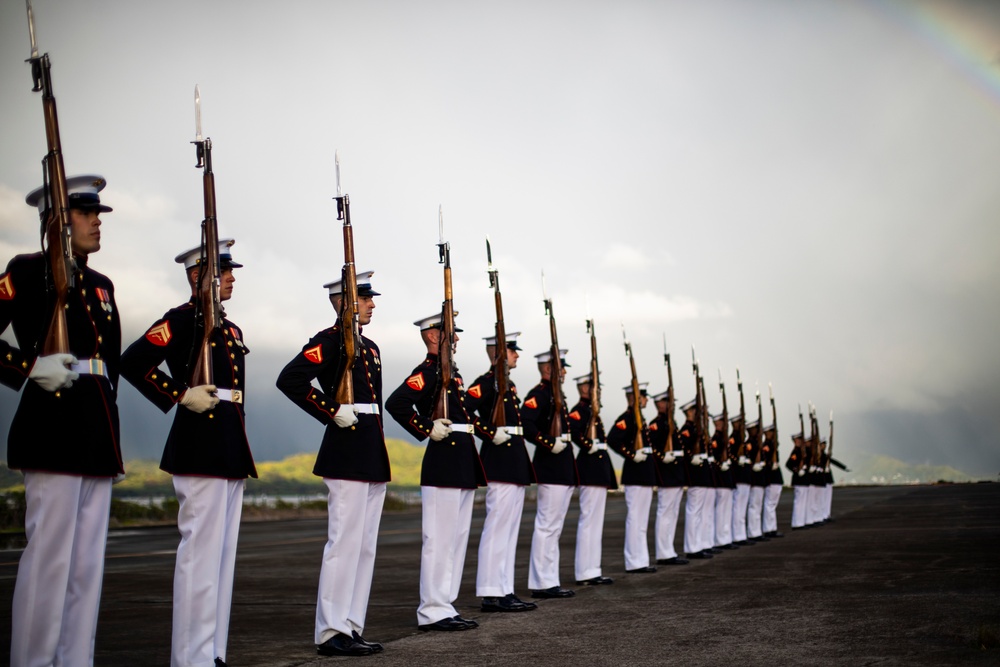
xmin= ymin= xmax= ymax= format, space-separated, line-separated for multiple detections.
xmin=2 ymin=0 xmax=998 ymax=476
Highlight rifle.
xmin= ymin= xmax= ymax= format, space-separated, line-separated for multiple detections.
xmin=735 ymin=369 xmax=748 ymax=462
xmin=432 ymin=205 xmax=456 ymax=421
xmin=663 ymin=335 xmax=675 ymax=453
xmin=486 ymin=237 xmax=509 ymax=429
xmin=333 ymin=151 xmax=360 ymax=405
xmin=26 ymin=0 xmax=73 ymax=356
xmin=188 ymin=86 xmax=223 ymax=388
xmin=691 ymin=347 xmax=706 ymax=457
xmin=718 ymin=369 xmax=729 ymax=466
xmin=768 ymin=382 xmax=778 ymax=468
xmin=752 ymin=386 xmax=764 ymax=469
xmin=622 ymin=326 xmax=645 ymax=452
xmin=541 ymin=271 xmax=564 ymax=439
xmin=795 ymin=403 xmax=807 ymax=474
xmin=827 ymin=410 xmax=834 ymax=473
xmin=585 ymin=317 xmax=601 ymax=444
xmin=809 ymin=403 xmax=820 ymax=470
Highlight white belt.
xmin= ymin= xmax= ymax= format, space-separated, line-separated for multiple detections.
xmin=738 ymin=456 xmax=751 ymax=466
xmin=671 ymin=449 xmax=685 ymax=457
xmin=639 ymin=447 xmax=653 ymax=455
xmin=707 ymin=455 xmax=716 ymax=463
xmin=354 ymin=403 xmax=380 ymax=415
xmin=215 ymin=388 xmax=244 ymax=404
xmin=592 ymin=441 xmax=608 ymax=451
xmin=772 ymin=463 xmax=780 ymax=471
xmin=500 ymin=425 xmax=523 ymax=436
xmin=70 ymin=358 xmax=108 ymax=379
xmin=559 ymin=433 xmax=572 ymax=443
xmin=448 ymin=423 xmax=475 ymax=434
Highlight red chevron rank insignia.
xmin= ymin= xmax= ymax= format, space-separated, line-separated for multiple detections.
xmin=406 ymin=373 xmax=425 ymax=391
xmin=568 ymin=410 xmax=581 ymax=421
xmin=304 ymin=344 xmax=323 ymax=364
xmin=145 ymin=321 xmax=171 ymax=346
xmin=615 ymin=419 xmax=627 ymax=430
xmin=650 ymin=422 xmax=659 ymax=431
xmin=524 ymin=397 xmax=538 ymax=409
xmin=0 ymin=274 xmax=13 ymax=300
xmin=468 ymin=384 xmax=482 ymax=399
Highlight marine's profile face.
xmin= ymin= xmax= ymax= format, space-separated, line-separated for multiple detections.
xmin=358 ymin=296 xmax=376 ymax=326
xmin=69 ymin=208 xmax=102 ymax=255
xmin=220 ymin=269 xmax=235 ymax=301
xmin=506 ymin=347 xmax=519 ymax=369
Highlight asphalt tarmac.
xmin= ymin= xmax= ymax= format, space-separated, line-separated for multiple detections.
xmin=1 ymin=483 xmax=997 ymax=666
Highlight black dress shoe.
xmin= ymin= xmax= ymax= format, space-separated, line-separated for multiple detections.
xmin=506 ymin=593 xmax=537 ymax=609
xmin=419 ymin=617 xmax=470 ymax=632
xmin=708 ymin=548 xmax=723 ymax=554
xmin=482 ymin=596 xmax=534 ymax=612
xmin=317 ymin=633 xmax=373 ymax=656
xmin=687 ymin=551 xmax=713 ymax=559
xmin=656 ymin=556 xmax=690 ymax=565
xmin=531 ymin=586 xmax=576 ymax=599
xmin=576 ymin=576 xmax=614 ymax=585
xmin=352 ymin=630 xmax=383 ymax=653
xmin=215 ymin=659 xmax=227 ymax=667
xmin=765 ymin=531 xmax=785 ymax=538
xmin=626 ymin=566 xmax=657 ymax=573
xmin=720 ymin=543 xmax=739 ymax=550
xmin=453 ymin=615 xmax=479 ymax=629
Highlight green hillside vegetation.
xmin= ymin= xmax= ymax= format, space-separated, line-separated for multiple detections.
xmin=839 ymin=453 xmax=983 ymax=485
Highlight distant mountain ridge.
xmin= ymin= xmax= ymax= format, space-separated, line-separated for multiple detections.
xmin=0 ymin=444 xmax=989 ymax=495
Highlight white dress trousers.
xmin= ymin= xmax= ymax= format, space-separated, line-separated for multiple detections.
xmin=476 ymin=482 xmax=526 ymax=598
xmin=417 ymin=486 xmax=475 ymax=626
xmin=824 ymin=483 xmax=833 ymax=519
xmin=11 ymin=472 xmax=112 ymax=667
xmin=791 ymin=486 xmax=809 ymax=528
xmin=700 ymin=487 xmax=717 ymax=551
xmin=575 ymin=486 xmax=608 ymax=581
xmin=763 ymin=484 xmax=782 ymax=534
xmin=713 ymin=487 xmax=734 ymax=547
xmin=807 ymin=484 xmax=823 ymax=525
xmin=747 ymin=486 xmax=765 ymax=538
xmin=528 ymin=483 xmax=574 ymax=591
xmin=315 ymin=479 xmax=386 ymax=644
xmin=683 ymin=486 xmax=708 ymax=555
xmin=623 ymin=485 xmax=653 ymax=570
xmin=732 ymin=483 xmax=751 ymax=542
xmin=654 ymin=486 xmax=684 ymax=560
xmin=171 ymin=476 xmax=244 ymax=667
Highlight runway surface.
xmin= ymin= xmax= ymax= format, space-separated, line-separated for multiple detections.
xmin=1 ymin=483 xmax=997 ymax=666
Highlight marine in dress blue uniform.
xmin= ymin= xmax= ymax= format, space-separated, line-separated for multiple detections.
xmin=607 ymin=384 xmax=661 ymax=573
xmin=567 ymin=374 xmax=617 ymax=584
xmin=276 ymin=272 xmax=391 ymax=657
xmin=786 ymin=433 xmax=809 ymax=529
xmin=710 ymin=413 xmax=737 ymax=549
xmin=522 ymin=349 xmax=579 ymax=599
xmin=677 ymin=400 xmax=716 ymax=558
xmin=120 ymin=239 xmax=255 ymax=667
xmin=731 ymin=414 xmax=754 ymax=545
xmin=761 ymin=425 xmax=785 ymax=538
xmin=385 ymin=313 xmax=485 ymax=632
xmin=744 ymin=420 xmax=769 ymax=541
xmin=3 ymin=176 xmax=122 ymax=667
xmin=649 ymin=391 xmax=689 ymax=565
xmin=463 ymin=332 xmax=538 ymax=612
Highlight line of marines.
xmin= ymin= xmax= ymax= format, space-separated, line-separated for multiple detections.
xmin=1 ymin=175 xmax=845 ymax=665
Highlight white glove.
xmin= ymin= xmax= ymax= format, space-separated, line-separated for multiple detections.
xmin=551 ymin=439 xmax=567 ymax=455
xmin=333 ymin=403 xmax=359 ymax=428
xmin=29 ymin=353 xmax=79 ymax=392
xmin=588 ymin=442 xmax=601 ymax=455
xmin=180 ymin=384 xmax=219 ymax=414
xmin=720 ymin=460 xmax=731 ymax=471
xmin=772 ymin=463 xmax=780 ymax=471
xmin=738 ymin=456 xmax=751 ymax=466
xmin=797 ymin=468 xmax=806 ymax=477
xmin=633 ymin=450 xmax=648 ymax=463
xmin=661 ymin=452 xmax=676 ymax=464
xmin=492 ymin=427 xmax=511 ymax=445
xmin=429 ymin=418 xmax=452 ymax=442
xmin=691 ymin=453 xmax=705 ymax=466
xmin=752 ymin=462 xmax=765 ymax=472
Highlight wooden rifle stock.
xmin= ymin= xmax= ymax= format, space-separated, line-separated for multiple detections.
xmin=736 ymin=371 xmax=748 ymax=459
xmin=752 ymin=391 xmax=764 ymax=465
xmin=827 ymin=413 xmax=834 ymax=471
xmin=334 ymin=194 xmax=360 ymax=406
xmin=487 ymin=239 xmax=508 ymax=429
xmin=432 ymin=216 xmax=455 ymax=421
xmin=544 ymin=293 xmax=564 ymax=439
xmin=189 ymin=134 xmax=222 ymax=388
xmin=718 ymin=373 xmax=729 ymax=461
xmin=664 ymin=348 xmax=675 ymax=452
xmin=623 ymin=330 xmax=644 ymax=452
xmin=26 ymin=11 xmax=73 ymax=356
xmin=585 ymin=319 xmax=601 ymax=443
